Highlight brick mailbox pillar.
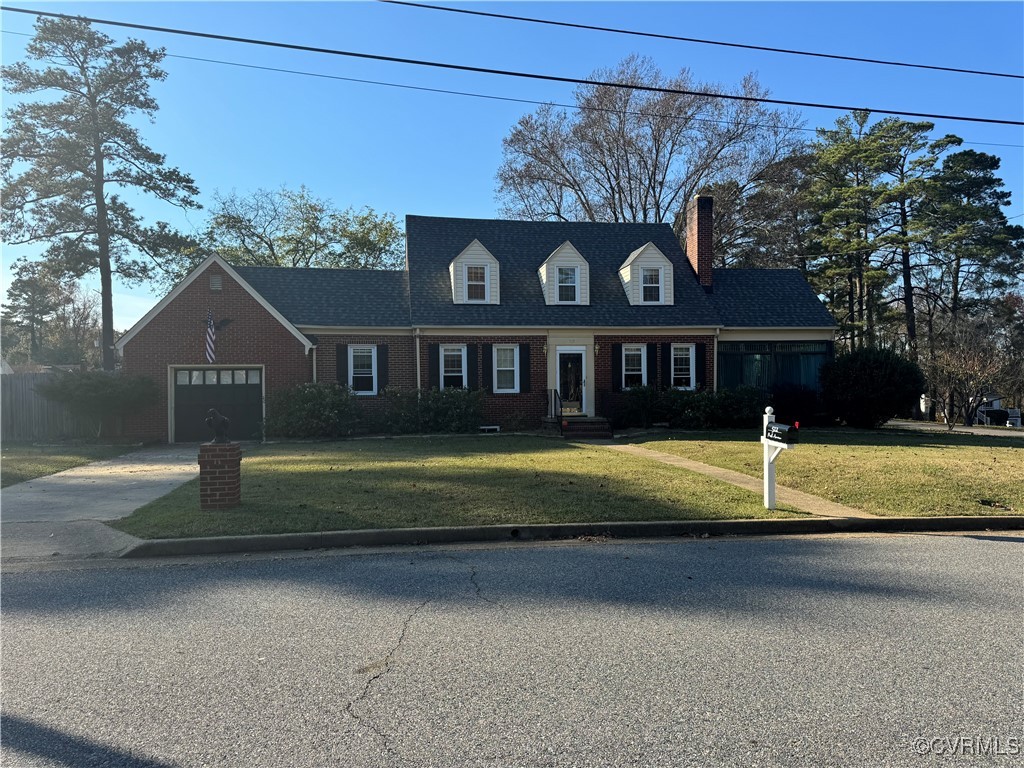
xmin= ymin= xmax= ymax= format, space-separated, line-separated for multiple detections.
xmin=198 ymin=442 xmax=242 ymax=510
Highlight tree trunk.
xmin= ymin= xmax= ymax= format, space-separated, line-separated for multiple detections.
xmin=898 ymin=202 xmax=917 ymax=362
xmin=88 ymin=94 xmax=115 ymax=371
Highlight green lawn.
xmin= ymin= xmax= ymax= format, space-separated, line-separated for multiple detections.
xmin=634 ymin=428 xmax=1024 ymax=517
xmin=111 ymin=435 xmax=801 ymax=539
xmin=1 ymin=443 xmax=134 ymax=488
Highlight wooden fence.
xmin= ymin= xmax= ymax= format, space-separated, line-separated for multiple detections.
xmin=1 ymin=373 xmax=96 ymax=442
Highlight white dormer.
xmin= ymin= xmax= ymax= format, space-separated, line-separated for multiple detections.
xmin=618 ymin=242 xmax=674 ymax=306
xmin=537 ymin=241 xmax=590 ymax=306
xmin=449 ymin=239 xmax=500 ymax=304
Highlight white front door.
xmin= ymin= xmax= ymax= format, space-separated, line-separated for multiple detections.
xmin=557 ymin=347 xmax=586 ymax=415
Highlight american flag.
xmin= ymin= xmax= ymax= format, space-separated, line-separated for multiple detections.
xmin=205 ymin=309 xmax=216 ymax=363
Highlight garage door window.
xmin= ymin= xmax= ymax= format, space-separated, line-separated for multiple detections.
xmin=176 ymin=368 xmax=263 ymax=385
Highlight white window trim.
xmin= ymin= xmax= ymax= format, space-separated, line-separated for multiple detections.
xmin=464 ymin=263 xmax=490 ymax=303
xmin=641 ymin=266 xmax=664 ymax=304
xmin=671 ymin=343 xmax=696 ymax=390
xmin=556 ymin=266 xmax=579 ymax=304
xmin=348 ymin=345 xmax=378 ymax=395
xmin=440 ymin=344 xmax=468 ymax=390
xmin=622 ymin=344 xmax=647 ymax=389
xmin=492 ymin=344 xmax=520 ymax=394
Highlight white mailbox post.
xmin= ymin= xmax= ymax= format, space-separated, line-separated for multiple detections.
xmin=760 ymin=406 xmax=799 ymax=510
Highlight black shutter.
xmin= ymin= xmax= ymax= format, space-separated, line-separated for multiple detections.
xmin=646 ymin=343 xmax=657 ymax=388
xmin=661 ymin=343 xmax=672 ymax=389
xmin=336 ymin=344 xmax=348 ymax=385
xmin=481 ymin=344 xmax=493 ymax=392
xmin=377 ymin=345 xmax=388 ymax=391
xmin=695 ymin=343 xmax=707 ymax=389
xmin=466 ymin=345 xmax=478 ymax=390
xmin=611 ymin=343 xmax=623 ymax=392
xmin=519 ymin=343 xmax=531 ymax=393
xmin=428 ymin=343 xmax=440 ymax=389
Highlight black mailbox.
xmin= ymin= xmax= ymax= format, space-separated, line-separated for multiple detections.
xmin=765 ymin=422 xmax=799 ymax=445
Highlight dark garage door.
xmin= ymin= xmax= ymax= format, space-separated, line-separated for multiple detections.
xmin=174 ymin=368 xmax=263 ymax=442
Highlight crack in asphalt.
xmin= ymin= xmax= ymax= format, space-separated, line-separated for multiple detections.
xmin=444 ymin=554 xmax=511 ymax=616
xmin=345 ymin=597 xmax=430 ymax=763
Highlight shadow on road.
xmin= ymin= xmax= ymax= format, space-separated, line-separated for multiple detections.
xmin=0 ymin=534 xmax=1011 ymax=621
xmin=0 ymin=712 xmax=174 ymax=768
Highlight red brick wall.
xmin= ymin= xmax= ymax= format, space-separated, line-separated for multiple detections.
xmin=121 ymin=262 xmax=311 ymax=442
xmin=419 ymin=335 xmax=549 ymax=429
xmin=315 ymin=333 xmax=415 ymax=415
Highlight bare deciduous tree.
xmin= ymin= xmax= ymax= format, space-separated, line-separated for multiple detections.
xmin=496 ymin=55 xmax=805 ymax=247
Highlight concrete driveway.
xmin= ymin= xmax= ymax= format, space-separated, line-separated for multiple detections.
xmin=1 ymin=445 xmax=201 ymax=561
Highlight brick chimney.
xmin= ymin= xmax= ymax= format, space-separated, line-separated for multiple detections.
xmin=685 ymin=195 xmax=714 ymax=291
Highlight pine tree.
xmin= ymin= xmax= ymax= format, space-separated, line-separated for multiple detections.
xmin=2 ymin=17 xmax=199 ymax=370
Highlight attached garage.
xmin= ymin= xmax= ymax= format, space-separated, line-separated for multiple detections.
xmin=172 ymin=367 xmax=264 ymax=442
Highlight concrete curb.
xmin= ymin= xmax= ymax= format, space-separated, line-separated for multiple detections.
xmin=118 ymin=516 xmax=1024 ymax=558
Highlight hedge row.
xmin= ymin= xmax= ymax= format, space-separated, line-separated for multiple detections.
xmin=263 ymin=384 xmax=483 ymax=438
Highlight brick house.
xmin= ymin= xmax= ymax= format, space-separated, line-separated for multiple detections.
xmin=117 ymin=197 xmax=835 ymax=442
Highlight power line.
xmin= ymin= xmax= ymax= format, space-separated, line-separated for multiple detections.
xmin=379 ymin=0 xmax=1024 ymax=81
xmin=2 ymin=5 xmax=1022 ymax=128
xmin=136 ymin=52 xmax=1024 ymax=151
xmin=5 ymin=28 xmax=1020 ymax=150
xmin=2 ymin=28 xmax=1021 ymax=150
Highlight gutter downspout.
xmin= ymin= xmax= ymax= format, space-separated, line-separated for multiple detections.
xmin=311 ymin=345 xmax=318 ymax=383
xmin=712 ymin=328 xmax=719 ymax=392
xmin=414 ymin=327 xmax=422 ymax=394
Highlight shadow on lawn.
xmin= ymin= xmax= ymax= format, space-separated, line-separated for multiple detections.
xmin=118 ymin=456 xmax=789 ymax=537
xmin=1 ymin=533 xmax=1015 ymax=622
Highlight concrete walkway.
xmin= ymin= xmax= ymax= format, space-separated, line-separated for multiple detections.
xmin=604 ymin=443 xmax=876 ymax=519
xmin=884 ymin=419 xmax=1024 ymax=440
xmin=1 ymin=445 xmax=200 ymax=560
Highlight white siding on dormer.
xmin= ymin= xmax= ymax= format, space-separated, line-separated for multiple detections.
xmin=537 ymin=241 xmax=590 ymax=305
xmin=449 ymin=239 xmax=500 ymax=304
xmin=618 ymin=242 xmax=674 ymax=306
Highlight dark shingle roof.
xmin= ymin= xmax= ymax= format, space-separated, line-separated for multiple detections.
xmin=234 ymin=266 xmax=410 ymax=327
xmin=711 ymin=269 xmax=835 ymax=327
xmin=406 ymin=216 xmax=721 ymax=327
xmin=229 ymin=222 xmax=835 ymax=332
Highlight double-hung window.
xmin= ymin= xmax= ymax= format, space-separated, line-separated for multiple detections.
xmin=441 ymin=345 xmax=467 ymax=390
xmin=465 ymin=265 xmax=488 ymax=302
xmin=493 ymin=345 xmax=519 ymax=393
xmin=622 ymin=345 xmax=646 ymax=389
xmin=349 ymin=345 xmax=377 ymax=395
xmin=641 ymin=267 xmax=662 ymax=303
xmin=557 ymin=267 xmax=578 ymax=303
xmin=671 ymin=344 xmax=695 ymax=389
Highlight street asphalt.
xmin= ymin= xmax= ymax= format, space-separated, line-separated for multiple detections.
xmin=1 ymin=533 xmax=1021 ymax=767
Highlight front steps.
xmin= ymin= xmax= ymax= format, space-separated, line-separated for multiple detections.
xmin=541 ymin=416 xmax=614 ymax=440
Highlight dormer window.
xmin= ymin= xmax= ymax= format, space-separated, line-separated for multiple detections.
xmin=465 ymin=264 xmax=489 ymax=302
xmin=619 ymin=243 xmax=674 ymax=306
xmin=450 ymin=240 xmax=499 ymax=305
xmin=642 ymin=267 xmax=662 ymax=303
xmin=557 ymin=267 xmax=578 ymax=303
xmin=538 ymin=241 xmax=589 ymax=306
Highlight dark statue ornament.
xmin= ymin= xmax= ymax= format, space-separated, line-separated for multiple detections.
xmin=205 ymin=408 xmax=231 ymax=443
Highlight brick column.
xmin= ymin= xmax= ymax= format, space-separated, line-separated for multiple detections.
xmin=198 ymin=443 xmax=242 ymax=510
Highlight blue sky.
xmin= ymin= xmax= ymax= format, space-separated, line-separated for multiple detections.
xmin=3 ymin=1 xmax=1022 ymax=330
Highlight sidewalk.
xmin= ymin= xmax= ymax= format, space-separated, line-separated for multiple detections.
xmin=1 ymin=445 xmax=200 ymax=560
xmin=884 ymin=419 xmax=1024 ymax=440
